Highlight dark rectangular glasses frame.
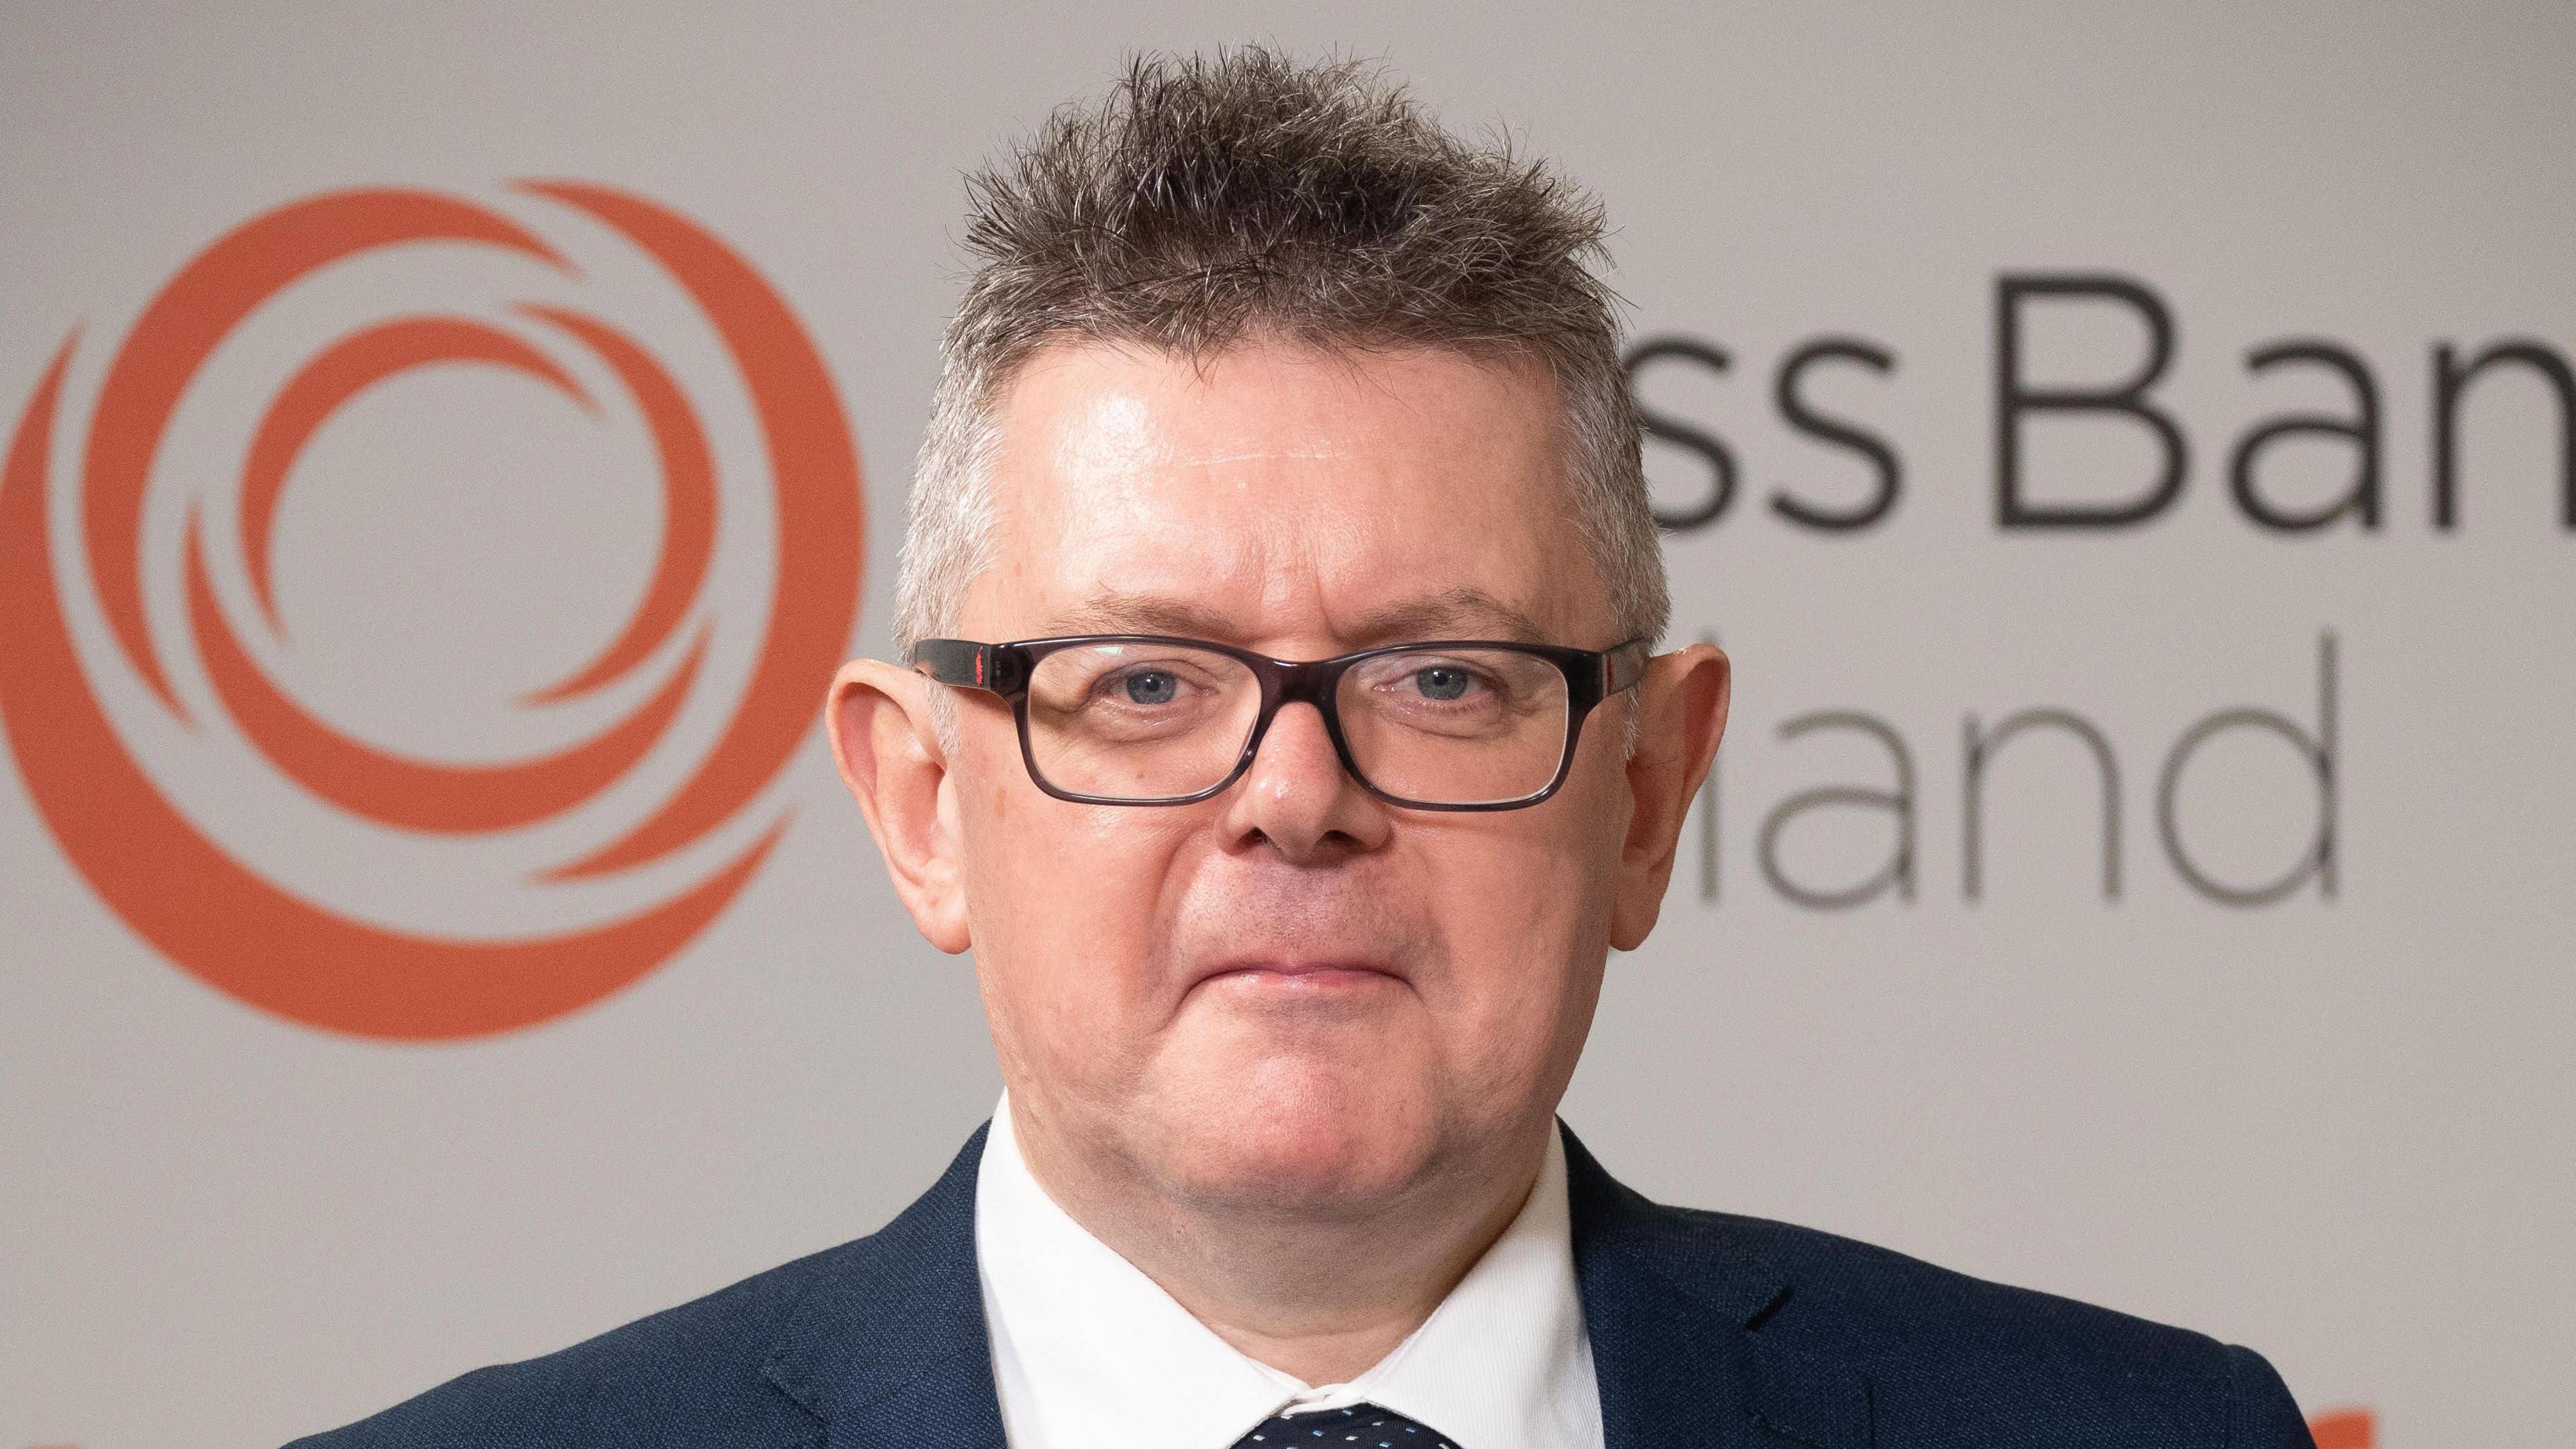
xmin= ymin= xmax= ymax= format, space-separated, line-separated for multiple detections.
xmin=908 ymin=633 xmax=1649 ymax=811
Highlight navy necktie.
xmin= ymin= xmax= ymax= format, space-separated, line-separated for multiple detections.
xmin=1231 ymin=1403 xmax=1456 ymax=1449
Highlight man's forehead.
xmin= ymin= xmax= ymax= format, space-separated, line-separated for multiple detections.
xmin=969 ymin=339 xmax=1612 ymax=643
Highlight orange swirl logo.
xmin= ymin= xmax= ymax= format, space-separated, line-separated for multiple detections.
xmin=0 ymin=183 xmax=862 ymax=1040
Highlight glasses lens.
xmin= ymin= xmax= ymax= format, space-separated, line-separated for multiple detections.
xmin=1023 ymin=643 xmax=1262 ymax=801
xmin=1337 ymin=647 xmax=1572 ymax=806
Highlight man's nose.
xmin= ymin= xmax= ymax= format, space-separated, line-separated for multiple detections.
xmin=1222 ymin=700 xmax=1391 ymax=861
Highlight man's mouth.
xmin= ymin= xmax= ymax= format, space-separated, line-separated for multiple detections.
xmin=1192 ymin=958 xmax=1409 ymax=997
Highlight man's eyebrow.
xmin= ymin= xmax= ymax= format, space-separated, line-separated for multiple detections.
xmin=1039 ymin=594 xmax=1246 ymax=640
xmin=1037 ymin=586 xmax=1552 ymax=647
xmin=1343 ymin=588 xmax=1552 ymax=645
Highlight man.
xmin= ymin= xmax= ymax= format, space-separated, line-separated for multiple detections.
xmin=299 ymin=49 xmax=2316 ymax=1449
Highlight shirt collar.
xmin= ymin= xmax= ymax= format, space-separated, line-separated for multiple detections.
xmin=974 ymin=1095 xmax=1600 ymax=1449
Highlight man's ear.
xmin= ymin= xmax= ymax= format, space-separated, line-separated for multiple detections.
xmin=825 ymin=659 xmax=973 ymax=954
xmin=1609 ymin=643 xmax=1730 ymax=951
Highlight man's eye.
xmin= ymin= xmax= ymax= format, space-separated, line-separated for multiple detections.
xmin=1119 ymin=669 xmax=1181 ymax=705
xmin=1411 ymin=666 xmax=1475 ymax=702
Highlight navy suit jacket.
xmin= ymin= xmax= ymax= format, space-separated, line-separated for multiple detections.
xmin=294 ymin=1124 xmax=2316 ymax=1448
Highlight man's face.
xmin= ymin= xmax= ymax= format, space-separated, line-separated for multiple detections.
xmin=940 ymin=341 xmax=1638 ymax=1214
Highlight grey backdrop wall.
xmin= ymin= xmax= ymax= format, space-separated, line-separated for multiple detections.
xmin=4 ymin=4 xmax=2569 ymax=1446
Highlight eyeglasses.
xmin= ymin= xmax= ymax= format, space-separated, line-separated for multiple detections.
xmin=910 ymin=634 xmax=1648 ymax=811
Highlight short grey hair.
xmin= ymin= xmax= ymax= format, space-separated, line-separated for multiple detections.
xmin=894 ymin=47 xmax=1668 ymax=658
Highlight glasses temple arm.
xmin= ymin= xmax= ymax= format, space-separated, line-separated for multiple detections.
xmin=1603 ymin=640 xmax=1649 ymax=695
xmin=910 ymin=637 xmax=995 ymax=690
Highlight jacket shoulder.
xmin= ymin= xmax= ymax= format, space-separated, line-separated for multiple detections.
xmin=1657 ymin=1205 xmax=2311 ymax=1448
xmin=287 ymin=1125 xmax=994 ymax=1449
xmin=284 ymin=1239 xmax=852 ymax=1449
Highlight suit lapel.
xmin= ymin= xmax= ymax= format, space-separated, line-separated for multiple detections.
xmin=763 ymin=1125 xmax=1008 ymax=1449
xmin=1564 ymin=1125 xmax=1872 ymax=1449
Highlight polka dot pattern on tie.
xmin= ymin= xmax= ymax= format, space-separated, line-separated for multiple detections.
xmin=1230 ymin=1401 xmax=1456 ymax=1449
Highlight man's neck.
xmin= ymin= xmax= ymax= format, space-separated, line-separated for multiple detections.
xmin=1006 ymin=1102 xmax=1550 ymax=1387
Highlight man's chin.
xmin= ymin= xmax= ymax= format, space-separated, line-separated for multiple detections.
xmin=1138 ymin=1069 xmax=1444 ymax=1218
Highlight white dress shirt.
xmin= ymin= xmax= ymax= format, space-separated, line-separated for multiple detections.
xmin=975 ymin=1095 xmax=1605 ymax=1449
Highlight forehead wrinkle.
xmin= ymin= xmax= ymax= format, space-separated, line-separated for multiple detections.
xmin=1176 ymin=444 xmax=1347 ymax=466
